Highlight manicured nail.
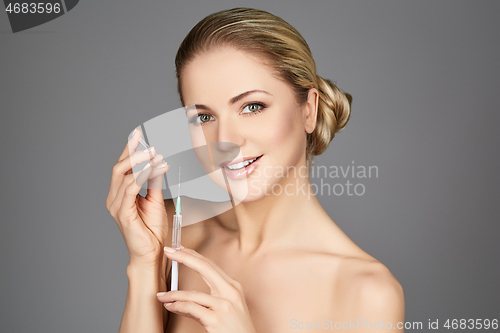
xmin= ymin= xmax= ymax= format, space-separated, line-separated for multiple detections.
xmin=157 ymin=292 xmax=166 ymax=297
xmin=164 ymin=302 xmax=173 ymax=307
xmin=157 ymin=162 xmax=167 ymax=169
xmin=179 ymin=245 xmax=185 ymax=249
xmin=164 ymin=246 xmax=176 ymax=253
xmin=131 ymin=127 xmax=138 ymax=136
xmin=144 ymin=147 xmax=155 ymax=153
xmin=142 ymin=162 xmax=151 ymax=171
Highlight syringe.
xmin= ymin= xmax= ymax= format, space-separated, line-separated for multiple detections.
xmin=171 ymin=167 xmax=182 ymax=291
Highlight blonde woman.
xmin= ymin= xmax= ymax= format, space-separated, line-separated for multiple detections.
xmin=106 ymin=7 xmax=404 ymax=333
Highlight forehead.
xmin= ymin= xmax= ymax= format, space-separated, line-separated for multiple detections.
xmin=180 ymin=47 xmax=284 ymax=105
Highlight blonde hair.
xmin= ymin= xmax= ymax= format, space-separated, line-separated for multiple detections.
xmin=175 ymin=7 xmax=352 ymax=162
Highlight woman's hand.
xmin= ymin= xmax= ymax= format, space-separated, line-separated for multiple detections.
xmin=106 ymin=128 xmax=169 ymax=268
xmin=158 ymin=246 xmax=257 ymax=333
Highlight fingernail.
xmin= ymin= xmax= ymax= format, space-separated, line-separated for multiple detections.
xmin=164 ymin=246 xmax=176 ymax=253
xmin=157 ymin=162 xmax=167 ymax=169
xmin=144 ymin=147 xmax=155 ymax=153
xmin=131 ymin=127 xmax=138 ymax=135
xmin=157 ymin=292 xmax=166 ymax=297
xmin=179 ymin=245 xmax=185 ymax=249
xmin=164 ymin=302 xmax=173 ymax=307
xmin=142 ymin=162 xmax=151 ymax=170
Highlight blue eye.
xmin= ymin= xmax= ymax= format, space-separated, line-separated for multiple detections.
xmin=242 ymin=103 xmax=265 ymax=115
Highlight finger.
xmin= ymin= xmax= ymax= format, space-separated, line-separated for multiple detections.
xmin=107 ymin=128 xmax=143 ymax=209
xmin=109 ymin=173 xmax=136 ymax=218
xmin=145 ymin=154 xmax=169 ymax=203
xmin=120 ymin=157 xmax=166 ymax=213
xmin=163 ymin=301 xmax=216 ymax=326
xmin=175 ymin=247 xmax=237 ymax=287
xmin=117 ymin=146 xmax=157 ymax=177
xmin=108 ymin=147 xmax=158 ymax=205
xmin=164 ymin=247 xmax=236 ymax=297
xmin=134 ymin=153 xmax=167 ymax=188
xmin=157 ymin=290 xmax=220 ymax=310
xmin=118 ymin=127 xmax=142 ymax=162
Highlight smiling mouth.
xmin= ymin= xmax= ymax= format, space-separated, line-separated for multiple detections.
xmin=224 ymin=155 xmax=263 ymax=171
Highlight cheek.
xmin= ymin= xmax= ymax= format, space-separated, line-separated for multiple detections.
xmin=256 ymin=108 xmax=304 ymax=152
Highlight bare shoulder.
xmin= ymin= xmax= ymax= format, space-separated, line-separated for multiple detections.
xmin=335 ymin=256 xmax=405 ymax=322
xmin=338 ymin=257 xmax=402 ymax=291
xmin=313 ymin=211 xmax=404 ymax=319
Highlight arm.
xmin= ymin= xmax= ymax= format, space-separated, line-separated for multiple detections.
xmin=119 ymin=261 xmax=166 ymax=333
xmin=120 ymin=214 xmax=173 ymax=333
xmin=106 ymin=129 xmax=171 ymax=332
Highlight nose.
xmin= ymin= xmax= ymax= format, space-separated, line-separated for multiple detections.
xmin=208 ymin=116 xmax=244 ymax=165
xmin=215 ymin=116 xmax=244 ymax=151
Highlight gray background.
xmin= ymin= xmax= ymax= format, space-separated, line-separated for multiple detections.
xmin=1 ymin=0 xmax=499 ymax=332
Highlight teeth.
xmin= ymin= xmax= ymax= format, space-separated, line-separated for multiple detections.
xmin=226 ymin=157 xmax=257 ymax=170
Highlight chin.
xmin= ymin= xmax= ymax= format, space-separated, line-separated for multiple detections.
xmin=235 ymin=175 xmax=285 ymax=203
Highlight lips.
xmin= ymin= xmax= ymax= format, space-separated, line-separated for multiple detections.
xmin=220 ymin=155 xmax=263 ymax=180
xmin=219 ymin=155 xmax=263 ymax=170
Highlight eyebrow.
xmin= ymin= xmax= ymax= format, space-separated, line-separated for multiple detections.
xmin=229 ymin=89 xmax=272 ymax=104
xmin=185 ymin=89 xmax=272 ymax=112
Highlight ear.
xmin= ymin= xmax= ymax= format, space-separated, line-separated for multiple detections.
xmin=304 ymin=88 xmax=319 ymax=134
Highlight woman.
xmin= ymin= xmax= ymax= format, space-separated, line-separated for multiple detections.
xmin=106 ymin=7 xmax=404 ymax=333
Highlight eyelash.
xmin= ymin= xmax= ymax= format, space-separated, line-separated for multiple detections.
xmin=189 ymin=102 xmax=267 ymax=125
xmin=241 ymin=102 xmax=266 ymax=115
xmin=189 ymin=113 xmax=214 ymax=125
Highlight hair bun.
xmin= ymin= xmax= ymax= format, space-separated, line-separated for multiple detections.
xmin=309 ymin=76 xmax=352 ymax=156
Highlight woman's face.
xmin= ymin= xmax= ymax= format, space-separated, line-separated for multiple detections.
xmin=181 ymin=47 xmax=314 ymax=202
